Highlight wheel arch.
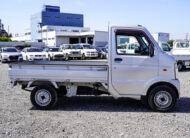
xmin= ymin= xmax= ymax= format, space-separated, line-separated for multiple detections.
xmin=27 ymin=80 xmax=59 ymax=89
xmin=147 ymin=82 xmax=179 ymax=99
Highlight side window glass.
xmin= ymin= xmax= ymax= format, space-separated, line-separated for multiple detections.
xmin=116 ymin=34 xmax=150 ymax=56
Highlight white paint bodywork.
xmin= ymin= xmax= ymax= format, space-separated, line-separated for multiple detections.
xmin=8 ymin=26 xmax=180 ymax=100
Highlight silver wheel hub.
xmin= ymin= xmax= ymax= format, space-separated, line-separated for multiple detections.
xmin=154 ymin=91 xmax=172 ymax=109
xmin=35 ymin=90 xmax=51 ymax=106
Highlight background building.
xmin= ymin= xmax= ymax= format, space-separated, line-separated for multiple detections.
xmin=12 ymin=5 xmax=108 ymax=47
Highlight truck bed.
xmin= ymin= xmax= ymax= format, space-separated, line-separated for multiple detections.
xmin=8 ymin=60 xmax=108 ymax=84
xmin=173 ymin=55 xmax=190 ymax=61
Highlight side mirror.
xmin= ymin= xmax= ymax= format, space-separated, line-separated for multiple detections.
xmin=149 ymin=44 xmax=154 ymax=57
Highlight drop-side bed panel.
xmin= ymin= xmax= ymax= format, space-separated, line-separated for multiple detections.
xmin=8 ymin=61 xmax=108 ymax=83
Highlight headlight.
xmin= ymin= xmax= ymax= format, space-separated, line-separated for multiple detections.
xmin=30 ymin=55 xmax=34 ymax=57
xmin=3 ymin=55 xmax=8 ymax=58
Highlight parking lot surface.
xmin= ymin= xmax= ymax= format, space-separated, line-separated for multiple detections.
xmin=1 ymin=63 xmax=190 ymax=138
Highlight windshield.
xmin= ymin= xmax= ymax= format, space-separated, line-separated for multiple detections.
xmin=177 ymin=42 xmax=189 ymax=48
xmin=49 ymin=48 xmax=60 ymax=52
xmin=73 ymin=45 xmax=83 ymax=49
xmin=102 ymin=48 xmax=108 ymax=53
xmin=3 ymin=48 xmax=18 ymax=52
xmin=27 ymin=48 xmax=42 ymax=52
xmin=83 ymin=45 xmax=94 ymax=49
xmin=162 ymin=43 xmax=171 ymax=52
xmin=64 ymin=45 xmax=74 ymax=49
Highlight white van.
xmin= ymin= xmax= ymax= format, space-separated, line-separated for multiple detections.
xmin=73 ymin=44 xmax=98 ymax=59
xmin=60 ymin=44 xmax=82 ymax=60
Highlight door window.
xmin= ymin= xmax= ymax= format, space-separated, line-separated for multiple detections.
xmin=116 ymin=34 xmax=150 ymax=56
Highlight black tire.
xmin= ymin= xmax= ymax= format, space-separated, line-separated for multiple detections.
xmin=26 ymin=56 xmax=29 ymax=61
xmin=177 ymin=62 xmax=183 ymax=71
xmin=30 ymin=85 xmax=58 ymax=110
xmin=48 ymin=55 xmax=51 ymax=61
xmin=81 ymin=54 xmax=85 ymax=60
xmin=148 ymin=85 xmax=177 ymax=112
xmin=65 ymin=54 xmax=69 ymax=61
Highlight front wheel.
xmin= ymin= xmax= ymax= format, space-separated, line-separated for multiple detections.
xmin=148 ymin=85 xmax=177 ymax=112
xmin=81 ymin=54 xmax=85 ymax=60
xmin=30 ymin=85 xmax=58 ymax=110
xmin=177 ymin=62 xmax=183 ymax=71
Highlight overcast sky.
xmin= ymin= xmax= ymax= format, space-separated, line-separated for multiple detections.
xmin=0 ymin=0 xmax=189 ymax=39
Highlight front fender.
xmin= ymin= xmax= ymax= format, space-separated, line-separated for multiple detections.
xmin=142 ymin=76 xmax=180 ymax=96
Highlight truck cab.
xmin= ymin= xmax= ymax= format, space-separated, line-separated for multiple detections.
xmin=172 ymin=40 xmax=190 ymax=71
xmin=158 ymin=42 xmax=172 ymax=54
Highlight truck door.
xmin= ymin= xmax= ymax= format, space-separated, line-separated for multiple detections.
xmin=110 ymin=27 xmax=158 ymax=96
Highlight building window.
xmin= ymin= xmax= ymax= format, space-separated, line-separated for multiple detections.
xmin=60 ymin=30 xmax=67 ymax=32
xmin=76 ymin=17 xmax=81 ymax=20
xmin=67 ymin=17 xmax=72 ymax=20
xmin=72 ymin=30 xmax=79 ymax=32
xmin=44 ymin=15 xmax=50 ymax=18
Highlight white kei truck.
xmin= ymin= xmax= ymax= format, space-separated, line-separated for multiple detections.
xmin=172 ymin=40 xmax=190 ymax=71
xmin=8 ymin=26 xmax=180 ymax=112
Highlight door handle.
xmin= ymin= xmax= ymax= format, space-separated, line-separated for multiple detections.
xmin=114 ymin=58 xmax=123 ymax=62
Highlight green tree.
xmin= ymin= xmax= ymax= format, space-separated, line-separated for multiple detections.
xmin=168 ymin=40 xmax=174 ymax=47
xmin=0 ymin=37 xmax=12 ymax=42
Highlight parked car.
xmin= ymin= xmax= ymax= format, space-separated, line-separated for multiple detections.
xmin=21 ymin=47 xmax=46 ymax=61
xmin=96 ymin=47 xmax=108 ymax=59
xmin=0 ymin=47 xmax=23 ymax=63
xmin=8 ymin=26 xmax=180 ymax=112
xmin=60 ymin=44 xmax=82 ymax=60
xmin=43 ymin=47 xmax=65 ymax=61
xmin=73 ymin=44 xmax=98 ymax=59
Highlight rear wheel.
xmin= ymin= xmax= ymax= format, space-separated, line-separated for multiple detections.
xmin=148 ymin=85 xmax=177 ymax=112
xmin=30 ymin=85 xmax=58 ymax=110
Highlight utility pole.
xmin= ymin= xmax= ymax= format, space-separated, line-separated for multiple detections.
xmin=186 ymin=33 xmax=189 ymax=40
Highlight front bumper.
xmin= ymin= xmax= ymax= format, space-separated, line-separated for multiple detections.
xmin=29 ymin=57 xmax=46 ymax=61
xmin=2 ymin=56 xmax=22 ymax=62
xmin=69 ymin=54 xmax=82 ymax=58
xmin=86 ymin=53 xmax=98 ymax=57
xmin=52 ymin=55 xmax=65 ymax=60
